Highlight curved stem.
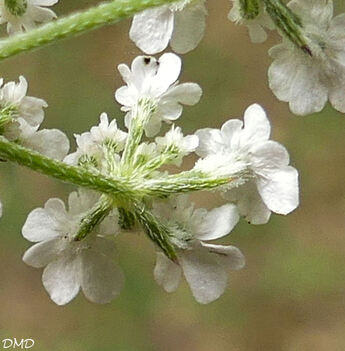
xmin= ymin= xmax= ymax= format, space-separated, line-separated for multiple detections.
xmin=0 ymin=0 xmax=178 ymax=61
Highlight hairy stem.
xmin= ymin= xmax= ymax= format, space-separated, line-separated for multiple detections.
xmin=0 ymin=0 xmax=178 ymax=61
xmin=0 ymin=137 xmax=239 ymax=198
xmin=0 ymin=136 xmax=136 ymax=196
xmin=74 ymin=195 xmax=114 ymax=241
xmin=121 ymin=98 xmax=156 ymax=170
xmin=134 ymin=202 xmax=177 ymax=261
xmin=263 ymin=0 xmax=312 ymax=55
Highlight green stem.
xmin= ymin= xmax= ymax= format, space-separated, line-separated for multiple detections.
xmin=134 ymin=202 xmax=177 ymax=261
xmin=263 ymin=0 xmax=312 ymax=55
xmin=74 ymin=194 xmax=113 ymax=241
xmin=0 ymin=137 xmax=239 ymax=199
xmin=141 ymin=170 xmax=238 ymax=196
xmin=0 ymin=136 xmax=136 ymax=196
xmin=0 ymin=0 xmax=179 ymax=61
xmin=121 ymin=98 xmax=156 ymax=170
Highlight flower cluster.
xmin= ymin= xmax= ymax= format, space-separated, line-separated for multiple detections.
xmin=15 ymin=53 xmax=299 ymax=305
xmin=0 ymin=76 xmax=69 ymax=160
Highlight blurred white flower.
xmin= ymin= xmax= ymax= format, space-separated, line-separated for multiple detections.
xmin=130 ymin=0 xmax=207 ymax=54
xmin=155 ymin=125 xmax=199 ymax=166
xmin=228 ymin=0 xmax=274 ymax=43
xmin=153 ymin=195 xmax=244 ymax=304
xmin=115 ymin=53 xmax=202 ymax=137
xmin=268 ymin=0 xmax=345 ymax=115
xmin=195 ymin=104 xmax=299 ymax=224
xmin=0 ymin=0 xmax=58 ymax=34
xmin=22 ymin=188 xmax=123 ymax=305
xmin=0 ymin=76 xmax=47 ymax=127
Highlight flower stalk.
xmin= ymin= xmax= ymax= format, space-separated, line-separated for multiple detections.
xmin=74 ymin=194 xmax=114 ymax=241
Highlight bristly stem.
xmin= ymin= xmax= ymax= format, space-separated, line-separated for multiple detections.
xmin=263 ymin=0 xmax=312 ymax=55
xmin=0 ymin=136 xmax=136 ymax=196
xmin=0 ymin=137 xmax=240 ymax=198
xmin=0 ymin=0 xmax=179 ymax=61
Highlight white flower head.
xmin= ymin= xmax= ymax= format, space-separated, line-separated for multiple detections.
xmin=130 ymin=0 xmax=207 ymax=54
xmin=22 ymin=188 xmax=123 ymax=305
xmin=64 ymin=131 xmax=98 ymax=167
xmin=90 ymin=113 xmax=127 ymax=152
xmin=14 ymin=117 xmax=69 ymax=160
xmin=195 ymin=104 xmax=299 ymax=224
xmin=0 ymin=76 xmax=47 ymax=127
xmin=153 ymin=195 xmax=244 ymax=304
xmin=155 ymin=125 xmax=199 ymax=166
xmin=64 ymin=113 xmax=126 ymax=168
xmin=0 ymin=0 xmax=58 ymax=34
xmin=268 ymin=0 xmax=345 ymax=114
xmin=228 ymin=0 xmax=274 ymax=43
xmin=115 ymin=53 xmax=202 ymax=137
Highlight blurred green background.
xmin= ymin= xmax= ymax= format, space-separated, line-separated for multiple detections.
xmin=1 ymin=0 xmax=345 ymax=350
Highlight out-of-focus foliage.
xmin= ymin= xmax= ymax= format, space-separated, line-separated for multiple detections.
xmin=1 ymin=1 xmax=345 ymax=350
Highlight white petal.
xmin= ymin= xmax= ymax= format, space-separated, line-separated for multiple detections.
xmin=151 ymin=53 xmax=182 ymax=96
xmin=194 ymin=204 xmax=239 ymax=241
xmin=68 ymin=189 xmax=99 ymax=216
xmin=170 ymin=2 xmax=207 ymax=54
xmin=160 ymin=82 xmax=202 ymax=106
xmin=145 ymin=115 xmax=162 ymax=137
xmin=154 ymin=252 xmax=182 ymax=293
xmin=114 ymin=86 xmax=136 ymax=108
xmin=241 ymin=104 xmax=270 ymax=144
xmin=250 ymin=140 xmax=290 ymax=168
xmin=42 ymin=255 xmax=81 ymax=305
xmin=156 ymin=100 xmax=183 ymax=120
xmin=248 ymin=23 xmax=268 ymax=43
xmin=32 ymin=0 xmax=58 ymax=5
xmin=220 ymin=119 xmax=243 ymax=149
xmin=22 ymin=198 xmax=67 ymax=242
xmin=223 ymin=182 xmax=272 ymax=225
xmin=268 ymin=51 xmax=328 ymax=115
xmin=22 ymin=128 xmax=70 ymax=160
xmin=201 ymin=243 xmax=245 ymax=271
xmin=180 ymin=246 xmax=227 ymax=304
xmin=20 ymin=96 xmax=47 ymax=125
xmin=27 ymin=5 xmax=56 ymax=22
xmin=81 ymin=249 xmax=123 ymax=304
xmin=257 ymin=166 xmax=299 ymax=215
xmin=288 ymin=0 xmax=333 ymax=28
xmin=23 ymin=239 xmax=60 ymax=268
xmin=195 ymin=128 xmax=224 ymax=157
xmin=130 ymin=6 xmax=174 ymax=54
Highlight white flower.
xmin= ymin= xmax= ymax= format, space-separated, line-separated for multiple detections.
xmin=130 ymin=0 xmax=207 ymax=54
xmin=0 ymin=76 xmax=47 ymax=126
xmin=195 ymin=104 xmax=299 ymax=224
xmin=14 ymin=118 xmax=69 ymax=160
xmin=64 ymin=113 xmax=126 ymax=167
xmin=115 ymin=53 xmax=202 ymax=137
xmin=90 ymin=113 xmax=127 ymax=151
xmin=153 ymin=195 xmax=244 ymax=304
xmin=228 ymin=0 xmax=274 ymax=43
xmin=155 ymin=125 xmax=199 ymax=166
xmin=0 ymin=0 xmax=58 ymax=34
xmin=22 ymin=188 xmax=123 ymax=305
xmin=268 ymin=0 xmax=345 ymax=115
